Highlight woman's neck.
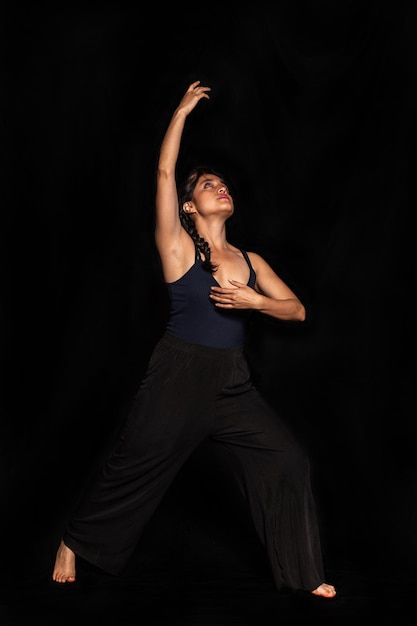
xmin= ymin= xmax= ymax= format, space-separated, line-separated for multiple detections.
xmin=195 ymin=219 xmax=228 ymax=250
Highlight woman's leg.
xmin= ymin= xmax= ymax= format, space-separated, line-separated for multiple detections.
xmin=211 ymin=359 xmax=335 ymax=597
xmin=53 ymin=334 xmax=218 ymax=580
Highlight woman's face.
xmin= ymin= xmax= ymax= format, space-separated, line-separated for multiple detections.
xmin=190 ymin=174 xmax=234 ymax=219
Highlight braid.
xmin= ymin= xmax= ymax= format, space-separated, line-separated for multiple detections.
xmin=179 ymin=211 xmax=218 ymax=273
xmin=178 ymin=165 xmax=227 ymax=274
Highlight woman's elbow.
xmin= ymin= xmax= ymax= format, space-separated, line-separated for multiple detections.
xmin=296 ymin=301 xmax=306 ymax=322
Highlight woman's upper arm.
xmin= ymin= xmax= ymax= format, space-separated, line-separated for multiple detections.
xmin=155 ymin=169 xmax=183 ymax=252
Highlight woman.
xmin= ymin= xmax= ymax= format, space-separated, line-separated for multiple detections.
xmin=52 ymin=81 xmax=336 ymax=598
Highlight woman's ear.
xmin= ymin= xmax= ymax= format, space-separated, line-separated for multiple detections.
xmin=183 ymin=202 xmax=195 ymax=214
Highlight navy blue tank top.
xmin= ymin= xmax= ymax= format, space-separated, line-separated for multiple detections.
xmin=165 ymin=248 xmax=256 ymax=348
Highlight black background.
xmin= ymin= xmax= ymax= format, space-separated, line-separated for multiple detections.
xmin=1 ymin=1 xmax=416 ymax=624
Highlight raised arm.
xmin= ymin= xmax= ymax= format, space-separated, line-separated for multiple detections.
xmin=155 ymin=81 xmax=211 ymax=275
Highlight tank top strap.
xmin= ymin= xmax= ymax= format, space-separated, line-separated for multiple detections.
xmin=241 ymin=249 xmax=253 ymax=271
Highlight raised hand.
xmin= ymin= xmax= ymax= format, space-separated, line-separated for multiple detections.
xmin=176 ymin=80 xmax=211 ymax=116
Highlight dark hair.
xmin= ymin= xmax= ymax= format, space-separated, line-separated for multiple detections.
xmin=178 ymin=165 xmax=229 ymax=273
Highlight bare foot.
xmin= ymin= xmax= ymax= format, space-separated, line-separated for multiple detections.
xmin=311 ymin=582 xmax=337 ymax=598
xmin=52 ymin=539 xmax=76 ymax=583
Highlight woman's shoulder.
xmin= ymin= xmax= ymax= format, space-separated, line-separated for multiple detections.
xmin=245 ymin=250 xmax=263 ymax=263
xmin=227 ymin=244 xmax=267 ymax=269
xmin=245 ymin=251 xmax=273 ymax=274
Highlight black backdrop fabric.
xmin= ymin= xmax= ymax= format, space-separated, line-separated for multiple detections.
xmin=1 ymin=0 xmax=417 ymax=619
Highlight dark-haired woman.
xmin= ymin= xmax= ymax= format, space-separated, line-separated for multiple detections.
xmin=52 ymin=81 xmax=336 ymax=599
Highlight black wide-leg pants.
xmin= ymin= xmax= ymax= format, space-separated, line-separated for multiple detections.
xmin=64 ymin=332 xmax=325 ymax=591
